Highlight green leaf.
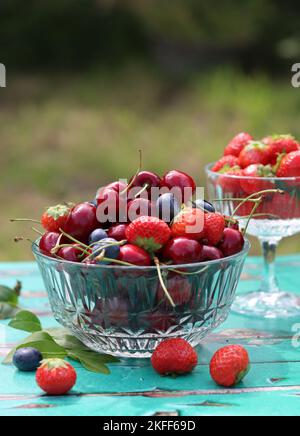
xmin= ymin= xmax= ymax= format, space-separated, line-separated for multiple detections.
xmin=68 ymin=350 xmax=113 ymax=374
xmin=9 ymin=310 xmax=42 ymax=333
xmin=0 ymin=303 xmax=20 ymax=320
xmin=0 ymin=284 xmax=19 ymax=306
xmin=3 ymin=331 xmax=67 ymax=364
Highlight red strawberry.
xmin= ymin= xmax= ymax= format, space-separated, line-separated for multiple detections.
xmin=263 ymin=134 xmax=300 ymax=165
xmin=36 ymin=359 xmax=77 ymax=395
xmin=219 ymin=167 xmax=243 ymax=195
xmin=238 ymin=141 xmax=272 ymax=168
xmin=156 ymin=274 xmax=192 ymax=306
xmin=212 ymin=155 xmax=238 ymax=173
xmin=224 ymin=132 xmax=253 ymax=157
xmin=126 ymin=216 xmax=171 ymax=252
xmin=276 ymin=150 xmax=300 ymax=178
xmin=151 ymin=338 xmax=198 ymax=376
xmin=41 ymin=204 xmax=71 ymax=232
xmin=210 ymin=345 xmax=250 ymax=387
xmin=171 ymin=208 xmax=205 ymax=240
xmin=240 ymin=164 xmax=274 ymax=195
xmin=203 ymin=213 xmax=225 ymax=246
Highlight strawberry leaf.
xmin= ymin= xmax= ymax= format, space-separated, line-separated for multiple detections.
xmin=8 ymin=310 xmax=42 ymax=333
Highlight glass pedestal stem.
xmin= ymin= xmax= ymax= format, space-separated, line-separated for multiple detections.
xmin=260 ymin=239 xmax=280 ymax=293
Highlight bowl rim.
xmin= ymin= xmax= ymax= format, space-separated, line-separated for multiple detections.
xmin=32 ymin=238 xmax=251 ymax=271
xmin=205 ymin=162 xmax=300 ymax=182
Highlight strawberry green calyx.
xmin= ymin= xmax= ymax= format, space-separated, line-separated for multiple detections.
xmin=245 ymin=140 xmax=266 ymax=151
xmin=236 ymin=364 xmax=250 ymax=384
xmin=256 ymin=164 xmax=275 ymax=178
xmin=135 ymin=236 xmax=162 ymax=253
xmin=45 ymin=205 xmax=71 ymax=220
xmin=40 ymin=358 xmax=69 ymax=370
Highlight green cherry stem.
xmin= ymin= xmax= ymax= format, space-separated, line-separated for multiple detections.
xmin=154 ymin=257 xmax=176 ymax=308
xmin=120 ymin=149 xmax=143 ymax=196
xmin=58 ymin=229 xmax=90 ymax=249
xmin=242 ymin=197 xmax=263 ymax=236
xmin=84 ymin=239 xmax=127 ymax=262
xmin=10 ymin=218 xmax=41 ymax=224
xmin=134 ymin=183 xmax=149 ymax=198
xmin=232 ymin=189 xmax=284 ymax=217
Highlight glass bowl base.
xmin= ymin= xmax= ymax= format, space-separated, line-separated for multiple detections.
xmin=232 ymin=291 xmax=300 ymax=319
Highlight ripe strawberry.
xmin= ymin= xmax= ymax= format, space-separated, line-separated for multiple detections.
xmin=151 ymin=338 xmax=198 ymax=376
xmin=210 ymin=345 xmax=250 ymax=387
xmin=41 ymin=204 xmax=71 ymax=232
xmin=224 ymin=132 xmax=253 ymax=157
xmin=263 ymin=134 xmax=300 ymax=165
xmin=36 ymin=359 xmax=77 ymax=396
xmin=240 ymin=164 xmax=274 ymax=195
xmin=276 ymin=150 xmax=300 ymax=178
xmin=126 ymin=216 xmax=171 ymax=252
xmin=203 ymin=213 xmax=225 ymax=246
xmin=219 ymin=167 xmax=243 ymax=195
xmin=238 ymin=141 xmax=272 ymax=168
xmin=212 ymin=155 xmax=238 ymax=173
xmin=171 ymin=208 xmax=205 ymax=240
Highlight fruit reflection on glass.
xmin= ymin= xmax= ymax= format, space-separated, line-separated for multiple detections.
xmin=207 ymin=132 xmax=300 ymax=318
xmin=11 ymin=158 xmax=250 ymax=357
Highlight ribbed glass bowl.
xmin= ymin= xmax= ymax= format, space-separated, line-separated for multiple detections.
xmin=33 ymin=239 xmax=250 ymax=358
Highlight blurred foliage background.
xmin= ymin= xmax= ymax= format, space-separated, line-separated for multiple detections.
xmin=1 ymin=0 xmax=300 ymax=260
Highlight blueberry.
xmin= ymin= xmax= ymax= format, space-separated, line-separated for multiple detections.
xmin=89 ymin=228 xmax=108 ymax=245
xmin=156 ymin=193 xmax=181 ymax=223
xmin=13 ymin=347 xmax=42 ymax=372
xmin=193 ymin=199 xmax=215 ymax=213
xmin=92 ymin=238 xmax=120 ymax=264
xmin=89 ymin=199 xmax=98 ymax=207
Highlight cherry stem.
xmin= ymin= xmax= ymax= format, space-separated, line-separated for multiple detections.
xmin=59 ymin=229 xmax=90 ymax=249
xmin=164 ymin=265 xmax=209 ymax=276
xmin=231 ymin=189 xmax=284 ymax=217
xmin=154 ymin=257 xmax=175 ymax=308
xmin=93 ymin=257 xmax=136 ymax=267
xmin=31 ymin=227 xmax=44 ymax=236
xmin=134 ymin=183 xmax=149 ymax=198
xmin=10 ymin=218 xmax=41 ymax=224
xmin=242 ymin=197 xmax=263 ymax=236
xmin=120 ymin=149 xmax=143 ymax=196
xmin=84 ymin=239 xmax=127 ymax=262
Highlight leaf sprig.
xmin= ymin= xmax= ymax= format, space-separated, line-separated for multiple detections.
xmin=3 ymin=310 xmax=119 ymax=374
xmin=0 ymin=281 xmax=22 ymax=320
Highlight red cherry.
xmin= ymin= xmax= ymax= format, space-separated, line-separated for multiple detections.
xmin=162 ymin=170 xmax=196 ymax=201
xmin=39 ymin=232 xmax=62 ymax=257
xmin=139 ymin=310 xmax=176 ymax=333
xmin=163 ymin=237 xmax=203 ymax=264
xmin=57 ymin=244 xmax=83 ymax=262
xmin=105 ymin=181 xmax=127 ymax=193
xmin=219 ymin=228 xmax=245 ymax=257
xmin=118 ymin=244 xmax=151 ymax=267
xmin=107 ymin=224 xmax=128 ymax=241
xmin=130 ymin=171 xmax=161 ymax=192
xmin=127 ymin=198 xmax=153 ymax=221
xmin=201 ymin=245 xmax=223 ymax=261
xmin=157 ymin=273 xmax=192 ymax=306
xmin=96 ymin=188 xmax=127 ymax=224
xmin=64 ymin=203 xmax=98 ymax=242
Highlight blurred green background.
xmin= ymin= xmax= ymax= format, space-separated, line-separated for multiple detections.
xmin=1 ymin=0 xmax=300 ymax=260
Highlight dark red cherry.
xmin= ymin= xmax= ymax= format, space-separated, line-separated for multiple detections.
xmin=201 ymin=245 xmax=223 ymax=261
xmin=162 ymin=170 xmax=196 ymax=201
xmin=106 ymin=181 xmax=127 ymax=193
xmin=64 ymin=203 xmax=98 ymax=242
xmin=96 ymin=188 xmax=127 ymax=224
xmin=39 ymin=232 xmax=61 ymax=257
xmin=130 ymin=171 xmax=161 ymax=191
xmin=118 ymin=244 xmax=151 ymax=266
xmin=127 ymin=198 xmax=153 ymax=221
xmin=219 ymin=228 xmax=245 ymax=257
xmin=163 ymin=237 xmax=203 ymax=264
xmin=157 ymin=273 xmax=192 ymax=306
xmin=57 ymin=244 xmax=83 ymax=262
xmin=107 ymin=224 xmax=128 ymax=241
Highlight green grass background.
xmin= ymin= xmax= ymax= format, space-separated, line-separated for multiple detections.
xmin=2 ymin=65 xmax=300 ymax=260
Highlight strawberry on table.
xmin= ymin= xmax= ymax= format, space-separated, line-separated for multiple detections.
xmin=240 ymin=164 xmax=274 ymax=195
xmin=263 ymin=134 xmax=300 ymax=165
xmin=224 ymin=132 xmax=253 ymax=157
xmin=212 ymin=155 xmax=238 ymax=173
xmin=210 ymin=345 xmax=250 ymax=387
xmin=41 ymin=204 xmax=71 ymax=232
xmin=36 ymin=359 xmax=77 ymax=396
xmin=126 ymin=216 xmax=171 ymax=253
xmin=238 ymin=141 xmax=272 ymax=168
xmin=276 ymin=150 xmax=300 ymax=178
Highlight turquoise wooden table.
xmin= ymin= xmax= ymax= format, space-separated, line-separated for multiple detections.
xmin=0 ymin=256 xmax=300 ymax=417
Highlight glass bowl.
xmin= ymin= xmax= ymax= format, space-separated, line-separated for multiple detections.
xmin=206 ymin=163 xmax=300 ymax=318
xmin=32 ymin=238 xmax=250 ymax=358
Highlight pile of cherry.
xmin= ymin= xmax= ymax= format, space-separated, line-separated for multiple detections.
xmin=31 ymin=169 xmax=245 ymax=270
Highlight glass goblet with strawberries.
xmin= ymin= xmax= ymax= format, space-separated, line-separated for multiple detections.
xmin=206 ymin=133 xmax=300 ymax=318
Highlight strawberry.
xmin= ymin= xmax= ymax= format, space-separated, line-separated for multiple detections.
xmin=263 ymin=134 xmax=300 ymax=165
xmin=219 ymin=166 xmax=243 ymax=195
xmin=171 ymin=208 xmax=205 ymax=240
xmin=224 ymin=132 xmax=253 ymax=157
xmin=36 ymin=359 xmax=77 ymax=396
xmin=125 ymin=216 xmax=171 ymax=252
xmin=210 ymin=345 xmax=250 ymax=387
xmin=240 ymin=164 xmax=274 ymax=195
xmin=238 ymin=141 xmax=272 ymax=168
xmin=41 ymin=204 xmax=71 ymax=232
xmin=212 ymin=155 xmax=238 ymax=173
xmin=276 ymin=150 xmax=300 ymax=178
xmin=203 ymin=213 xmax=225 ymax=246
xmin=151 ymin=338 xmax=198 ymax=376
